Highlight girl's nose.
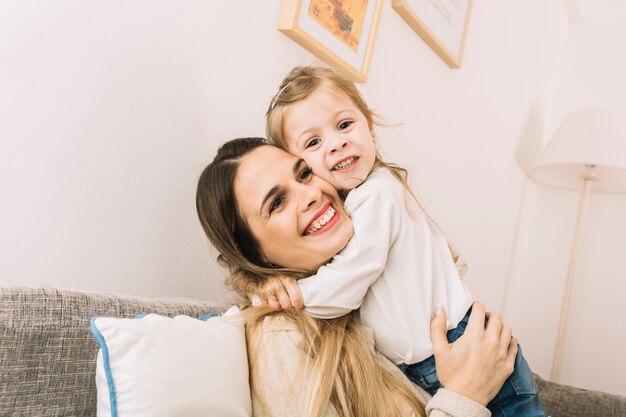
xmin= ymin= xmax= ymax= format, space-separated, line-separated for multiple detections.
xmin=328 ymin=135 xmax=347 ymax=154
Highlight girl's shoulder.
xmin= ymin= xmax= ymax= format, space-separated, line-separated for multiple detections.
xmin=345 ymin=167 xmax=404 ymax=210
xmin=356 ymin=167 xmax=404 ymax=194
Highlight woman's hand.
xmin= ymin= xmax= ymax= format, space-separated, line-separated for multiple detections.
xmin=430 ymin=302 xmax=518 ymax=406
xmin=256 ymin=276 xmax=304 ymax=310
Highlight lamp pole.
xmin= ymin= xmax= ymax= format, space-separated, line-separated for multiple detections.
xmin=550 ymin=164 xmax=596 ymax=382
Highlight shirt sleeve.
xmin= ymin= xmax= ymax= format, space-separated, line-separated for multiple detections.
xmin=297 ymin=182 xmax=402 ymax=319
xmin=426 ymin=389 xmax=491 ymax=417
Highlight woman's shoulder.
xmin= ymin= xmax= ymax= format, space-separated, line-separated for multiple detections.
xmin=247 ymin=313 xmax=341 ymax=417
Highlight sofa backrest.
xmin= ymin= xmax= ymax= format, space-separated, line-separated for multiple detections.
xmin=0 ymin=285 xmax=226 ymax=417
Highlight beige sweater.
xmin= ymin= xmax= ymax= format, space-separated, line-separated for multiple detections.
xmin=249 ymin=316 xmax=490 ymax=417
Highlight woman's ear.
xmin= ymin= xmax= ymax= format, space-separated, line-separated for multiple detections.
xmin=260 ymin=252 xmax=275 ymax=269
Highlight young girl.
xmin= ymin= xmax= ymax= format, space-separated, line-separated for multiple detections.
xmin=259 ymin=65 xmax=547 ymax=417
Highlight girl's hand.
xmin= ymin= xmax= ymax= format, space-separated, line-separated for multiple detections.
xmin=257 ymin=276 xmax=304 ymax=310
xmin=430 ymin=302 xmax=518 ymax=406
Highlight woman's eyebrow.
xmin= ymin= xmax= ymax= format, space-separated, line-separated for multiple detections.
xmin=259 ymin=159 xmax=306 ymax=215
xmin=293 ymin=158 xmax=306 ymax=174
xmin=260 ymin=185 xmax=280 ymax=215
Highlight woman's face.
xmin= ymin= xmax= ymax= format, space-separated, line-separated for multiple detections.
xmin=234 ymin=145 xmax=353 ymax=271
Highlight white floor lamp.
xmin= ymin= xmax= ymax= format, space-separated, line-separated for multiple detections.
xmin=530 ymin=108 xmax=626 ymax=383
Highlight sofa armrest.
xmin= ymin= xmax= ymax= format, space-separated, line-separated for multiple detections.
xmin=535 ymin=374 xmax=626 ymax=417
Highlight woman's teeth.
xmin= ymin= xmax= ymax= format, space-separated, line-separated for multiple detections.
xmin=333 ymin=157 xmax=356 ymax=171
xmin=306 ymin=207 xmax=336 ymax=235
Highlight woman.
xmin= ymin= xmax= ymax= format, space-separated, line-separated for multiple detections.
xmin=196 ymin=137 xmax=517 ymax=417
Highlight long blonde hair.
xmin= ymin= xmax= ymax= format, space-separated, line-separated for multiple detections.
xmin=266 ymin=65 xmax=464 ymax=270
xmin=197 ymin=137 xmax=426 ymax=417
xmin=244 ymin=308 xmax=426 ymax=417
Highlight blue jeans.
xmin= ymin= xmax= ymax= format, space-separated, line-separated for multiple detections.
xmin=399 ymin=311 xmax=547 ymax=417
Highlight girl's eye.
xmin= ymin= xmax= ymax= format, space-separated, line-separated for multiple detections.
xmin=269 ymin=196 xmax=284 ymax=214
xmin=305 ymin=138 xmax=320 ymax=149
xmin=338 ymin=120 xmax=353 ymax=131
xmin=299 ymin=167 xmax=313 ymax=181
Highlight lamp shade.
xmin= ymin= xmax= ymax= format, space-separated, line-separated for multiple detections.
xmin=531 ymin=108 xmax=626 ymax=192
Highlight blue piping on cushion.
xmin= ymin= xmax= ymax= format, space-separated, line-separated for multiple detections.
xmin=90 ymin=317 xmax=118 ymax=417
xmin=197 ymin=313 xmax=219 ymax=321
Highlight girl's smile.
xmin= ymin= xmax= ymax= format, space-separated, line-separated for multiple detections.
xmin=282 ymin=85 xmax=377 ymax=191
xmin=332 ymin=155 xmax=360 ymax=173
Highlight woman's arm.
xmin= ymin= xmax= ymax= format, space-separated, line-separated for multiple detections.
xmin=430 ymin=302 xmax=518 ymax=406
xmin=249 ymin=304 xmax=514 ymax=417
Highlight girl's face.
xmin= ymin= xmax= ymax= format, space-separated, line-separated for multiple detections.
xmin=281 ymin=85 xmax=376 ymax=191
xmin=234 ymin=145 xmax=353 ymax=270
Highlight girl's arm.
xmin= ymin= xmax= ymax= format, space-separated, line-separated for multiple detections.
xmin=253 ymin=180 xmax=400 ymax=317
xmin=296 ymin=182 xmax=402 ymax=318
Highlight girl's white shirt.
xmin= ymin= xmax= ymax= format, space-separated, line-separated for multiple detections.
xmin=298 ymin=167 xmax=473 ymax=365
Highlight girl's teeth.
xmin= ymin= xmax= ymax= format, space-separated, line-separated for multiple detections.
xmin=334 ymin=157 xmax=355 ymax=170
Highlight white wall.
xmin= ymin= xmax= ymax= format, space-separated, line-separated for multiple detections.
xmin=503 ymin=0 xmax=626 ymax=396
xmin=3 ymin=0 xmax=621 ymax=394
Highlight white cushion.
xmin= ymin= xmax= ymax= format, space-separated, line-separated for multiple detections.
xmin=90 ymin=306 xmax=251 ymax=417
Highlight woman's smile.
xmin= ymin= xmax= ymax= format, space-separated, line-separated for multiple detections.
xmin=304 ymin=203 xmax=338 ymax=236
xmin=234 ymin=145 xmax=354 ymax=270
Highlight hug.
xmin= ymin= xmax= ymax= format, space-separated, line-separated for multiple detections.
xmin=196 ymin=65 xmax=547 ymax=417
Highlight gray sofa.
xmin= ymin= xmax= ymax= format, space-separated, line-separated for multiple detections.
xmin=1 ymin=285 xmax=624 ymax=417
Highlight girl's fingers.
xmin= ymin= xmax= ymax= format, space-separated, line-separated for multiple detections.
xmin=276 ymin=289 xmax=292 ymax=310
xmin=267 ymin=296 xmax=281 ymax=310
xmin=283 ymin=279 xmax=304 ymax=310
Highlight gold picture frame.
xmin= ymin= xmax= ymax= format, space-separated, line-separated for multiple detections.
xmin=392 ymin=0 xmax=473 ymax=68
xmin=277 ymin=0 xmax=383 ymax=83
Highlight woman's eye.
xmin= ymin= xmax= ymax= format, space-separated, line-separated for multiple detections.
xmin=299 ymin=167 xmax=313 ymax=181
xmin=305 ymin=138 xmax=320 ymax=149
xmin=269 ymin=196 xmax=283 ymax=213
xmin=338 ymin=120 xmax=353 ymax=131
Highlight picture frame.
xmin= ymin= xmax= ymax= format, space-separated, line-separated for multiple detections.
xmin=392 ymin=0 xmax=473 ymax=68
xmin=277 ymin=0 xmax=383 ymax=83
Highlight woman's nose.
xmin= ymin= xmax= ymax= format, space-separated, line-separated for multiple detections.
xmin=297 ymin=182 xmax=322 ymax=212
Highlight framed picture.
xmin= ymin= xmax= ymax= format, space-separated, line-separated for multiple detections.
xmin=277 ymin=0 xmax=383 ymax=83
xmin=392 ymin=0 xmax=473 ymax=68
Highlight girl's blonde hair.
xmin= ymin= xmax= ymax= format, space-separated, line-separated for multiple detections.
xmin=196 ymin=137 xmax=426 ymax=417
xmin=266 ymin=65 xmax=464 ymax=270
